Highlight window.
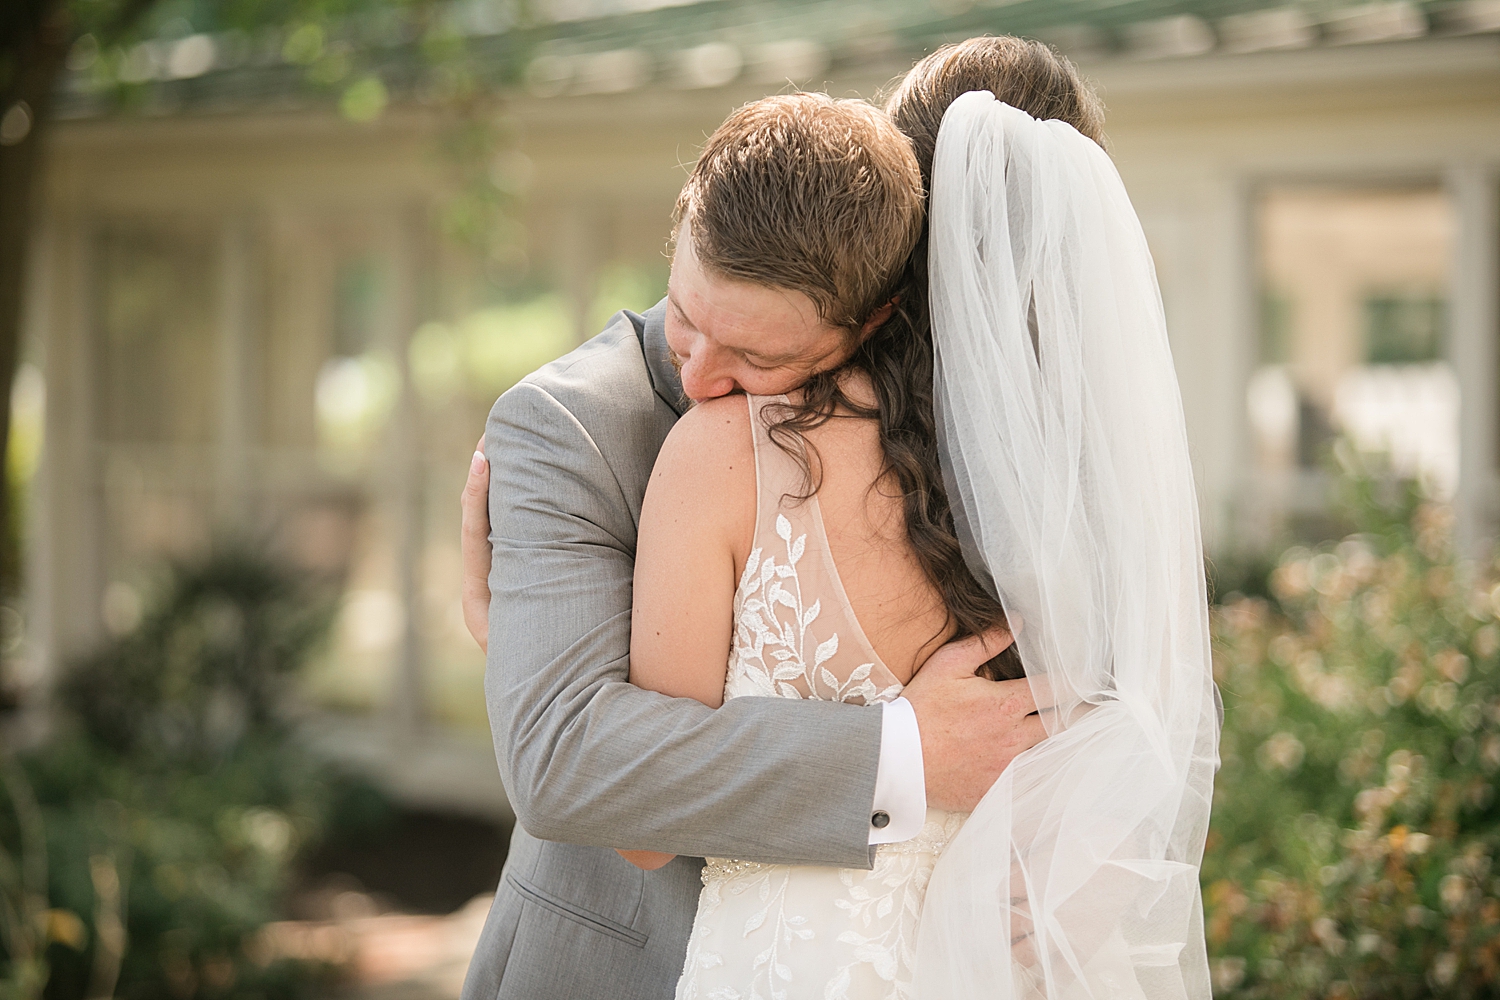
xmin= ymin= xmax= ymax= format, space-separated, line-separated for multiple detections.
xmin=1365 ymin=293 xmax=1445 ymax=364
xmin=95 ymin=221 xmax=219 ymax=446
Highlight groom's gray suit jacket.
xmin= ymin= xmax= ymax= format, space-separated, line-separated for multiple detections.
xmin=461 ymin=301 xmax=885 ymax=1000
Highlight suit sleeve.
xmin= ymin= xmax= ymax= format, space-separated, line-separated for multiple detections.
xmin=485 ymin=381 xmax=881 ymax=867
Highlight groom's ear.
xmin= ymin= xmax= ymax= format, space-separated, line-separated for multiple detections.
xmin=859 ymin=297 xmax=900 ymax=339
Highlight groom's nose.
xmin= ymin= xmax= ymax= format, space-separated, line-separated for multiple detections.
xmin=678 ymin=342 xmax=738 ymax=402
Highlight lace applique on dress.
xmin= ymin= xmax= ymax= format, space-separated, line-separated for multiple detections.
xmin=675 ymin=394 xmax=964 ymax=1000
xmin=726 ymin=513 xmax=903 ymax=706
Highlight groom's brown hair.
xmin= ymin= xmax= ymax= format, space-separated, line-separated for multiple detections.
xmin=674 ymin=93 xmax=922 ymax=334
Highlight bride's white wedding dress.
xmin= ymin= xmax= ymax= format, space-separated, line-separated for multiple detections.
xmin=674 ymin=393 xmax=962 ymax=1000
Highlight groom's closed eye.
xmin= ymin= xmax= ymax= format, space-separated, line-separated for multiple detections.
xmin=740 ymin=347 xmax=808 ymax=370
xmin=742 ymin=354 xmax=790 ymax=371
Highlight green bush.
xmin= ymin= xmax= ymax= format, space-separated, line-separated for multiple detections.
xmin=0 ymin=551 xmax=384 ymax=1000
xmin=1207 ymin=480 xmax=1500 ymax=998
xmin=61 ymin=552 xmax=332 ymax=762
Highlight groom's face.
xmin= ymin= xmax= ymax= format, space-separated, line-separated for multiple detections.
xmin=665 ymin=222 xmax=855 ymax=403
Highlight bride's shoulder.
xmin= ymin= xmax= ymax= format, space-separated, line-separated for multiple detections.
xmin=645 ymin=394 xmax=756 ymax=550
xmin=659 ymin=393 xmax=754 ymax=465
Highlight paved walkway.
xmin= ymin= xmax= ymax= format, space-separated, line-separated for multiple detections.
xmin=261 ymin=894 xmax=490 ymax=999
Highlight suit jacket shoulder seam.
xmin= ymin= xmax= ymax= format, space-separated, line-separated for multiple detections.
xmin=502 ymin=379 xmax=637 ymax=542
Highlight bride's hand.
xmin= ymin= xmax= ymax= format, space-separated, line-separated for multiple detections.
xmin=617 ymin=849 xmax=676 ymax=870
xmin=461 ymin=435 xmax=492 ymax=654
xmin=902 ymin=629 xmax=1047 ymax=812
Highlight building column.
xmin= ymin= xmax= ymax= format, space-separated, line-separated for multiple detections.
xmin=216 ymin=213 xmax=258 ymax=529
xmin=552 ymin=204 xmax=604 ymax=343
xmin=386 ymin=204 xmax=428 ymax=743
xmin=18 ymin=213 xmax=56 ymax=724
xmin=1446 ymin=165 xmax=1499 ymax=559
xmin=39 ymin=208 xmax=104 ymax=678
xmin=1164 ymin=175 xmax=1257 ymax=556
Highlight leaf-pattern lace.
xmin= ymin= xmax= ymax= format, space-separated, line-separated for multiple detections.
xmin=724 ymin=514 xmax=903 ymax=706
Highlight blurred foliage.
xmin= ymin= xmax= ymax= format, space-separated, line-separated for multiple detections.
xmin=409 ymin=292 xmax=572 ymax=405
xmin=586 ymin=261 xmax=669 ymax=335
xmin=64 ymin=0 xmax=532 ymax=103
xmin=1208 ymin=549 xmax=1279 ymax=606
xmin=0 ymin=550 xmax=386 ymax=1000
xmin=1206 ymin=470 xmax=1500 ymax=997
xmin=62 ymin=552 xmax=333 ymax=759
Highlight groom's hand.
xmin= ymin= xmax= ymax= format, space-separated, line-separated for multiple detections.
xmin=461 ymin=435 xmax=492 ymax=654
xmin=904 ymin=630 xmax=1045 ymax=812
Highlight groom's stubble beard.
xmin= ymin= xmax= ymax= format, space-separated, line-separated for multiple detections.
xmin=667 ymin=349 xmax=695 ymax=411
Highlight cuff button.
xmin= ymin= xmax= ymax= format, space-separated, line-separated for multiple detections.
xmin=871 ymin=811 xmax=891 ymax=829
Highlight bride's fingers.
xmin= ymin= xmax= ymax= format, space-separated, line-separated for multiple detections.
xmin=461 ymin=434 xmax=492 ymax=653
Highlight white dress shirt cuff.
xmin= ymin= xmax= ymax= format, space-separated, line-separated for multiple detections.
xmin=869 ymin=696 xmax=927 ymax=844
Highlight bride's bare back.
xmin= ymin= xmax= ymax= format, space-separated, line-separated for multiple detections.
xmin=629 ymin=374 xmax=952 ymax=703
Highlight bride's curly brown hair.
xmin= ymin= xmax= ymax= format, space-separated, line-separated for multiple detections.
xmin=768 ymin=37 xmax=1106 ymax=681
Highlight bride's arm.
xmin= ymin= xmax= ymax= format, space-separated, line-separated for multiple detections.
xmin=629 ymin=394 xmax=754 ymax=704
xmin=619 ymin=394 xmax=755 ymax=870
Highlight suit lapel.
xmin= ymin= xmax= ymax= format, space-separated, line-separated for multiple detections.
xmin=634 ymin=298 xmax=686 ymax=417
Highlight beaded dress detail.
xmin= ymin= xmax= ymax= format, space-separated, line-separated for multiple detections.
xmin=674 ymin=394 xmax=965 ymax=1000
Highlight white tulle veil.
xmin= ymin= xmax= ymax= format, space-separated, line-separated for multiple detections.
xmin=913 ymin=91 xmax=1220 ymax=999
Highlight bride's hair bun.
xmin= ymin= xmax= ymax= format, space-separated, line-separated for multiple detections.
xmin=884 ymin=36 xmax=1106 ymax=190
